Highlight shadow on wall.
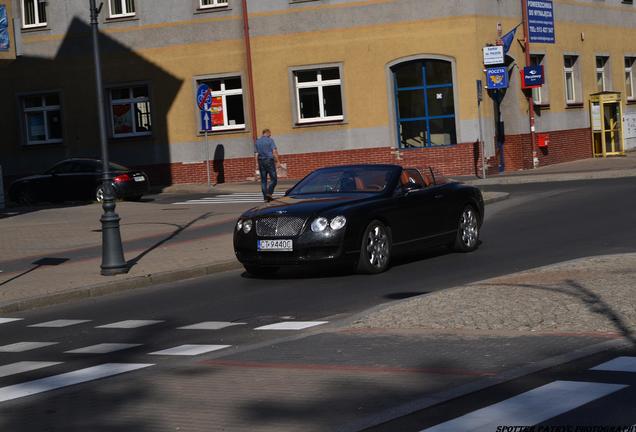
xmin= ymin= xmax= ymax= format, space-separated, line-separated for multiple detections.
xmin=1 ymin=17 xmax=183 ymax=187
xmin=213 ymin=144 xmax=225 ymax=185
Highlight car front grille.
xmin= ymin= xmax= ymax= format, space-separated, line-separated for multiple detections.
xmin=256 ymin=217 xmax=305 ymax=237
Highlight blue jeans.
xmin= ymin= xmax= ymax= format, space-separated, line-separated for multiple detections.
xmin=258 ymin=158 xmax=277 ymax=198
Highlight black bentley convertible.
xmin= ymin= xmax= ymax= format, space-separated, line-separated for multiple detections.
xmin=233 ymin=164 xmax=483 ymax=276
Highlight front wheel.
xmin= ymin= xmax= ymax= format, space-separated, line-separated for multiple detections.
xmin=452 ymin=205 xmax=480 ymax=252
xmin=357 ymin=220 xmax=391 ymax=274
xmin=95 ymin=186 xmax=105 ymax=203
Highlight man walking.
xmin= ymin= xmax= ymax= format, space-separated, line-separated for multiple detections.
xmin=255 ymin=128 xmax=281 ymax=202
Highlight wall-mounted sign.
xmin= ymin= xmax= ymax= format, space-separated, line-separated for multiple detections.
xmin=483 ymin=46 xmax=504 ymax=65
xmin=527 ymin=0 xmax=555 ymax=44
xmin=211 ymin=96 xmax=224 ymax=126
xmin=486 ymin=67 xmax=509 ymax=90
xmin=624 ymin=113 xmax=636 ymax=139
xmin=521 ymin=65 xmax=544 ymax=89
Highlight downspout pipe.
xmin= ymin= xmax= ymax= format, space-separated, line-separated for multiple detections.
xmin=242 ymin=0 xmax=259 ymax=163
xmin=521 ymin=0 xmax=538 ymax=168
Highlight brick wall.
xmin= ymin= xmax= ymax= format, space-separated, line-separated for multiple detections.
xmin=139 ymin=128 xmax=594 ymax=185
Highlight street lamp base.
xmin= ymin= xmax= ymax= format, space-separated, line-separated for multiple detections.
xmin=100 ymin=265 xmax=130 ymax=276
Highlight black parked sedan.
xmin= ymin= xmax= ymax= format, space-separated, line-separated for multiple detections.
xmin=233 ymin=164 xmax=484 ymax=276
xmin=8 ymin=158 xmax=149 ymax=205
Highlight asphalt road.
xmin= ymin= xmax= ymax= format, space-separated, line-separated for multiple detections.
xmin=1 ymin=178 xmax=635 ymax=430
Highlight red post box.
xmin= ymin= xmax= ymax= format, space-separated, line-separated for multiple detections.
xmin=537 ymin=133 xmax=549 ymax=148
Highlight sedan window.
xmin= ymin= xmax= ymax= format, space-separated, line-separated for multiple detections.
xmin=47 ymin=161 xmax=76 ymax=174
xmin=291 ymin=167 xmax=395 ymax=194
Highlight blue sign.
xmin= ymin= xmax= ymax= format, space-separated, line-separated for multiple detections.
xmin=486 ymin=67 xmax=509 ymax=90
xmin=200 ymin=110 xmax=213 ymax=131
xmin=523 ymin=65 xmax=544 ymax=88
xmin=0 ymin=5 xmax=9 ymax=52
xmin=196 ymin=84 xmax=213 ymax=111
xmin=527 ymin=0 xmax=555 ymax=44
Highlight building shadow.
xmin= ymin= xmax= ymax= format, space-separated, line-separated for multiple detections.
xmin=0 ymin=17 xmax=182 ymax=191
xmin=213 ymin=144 xmax=225 ymax=185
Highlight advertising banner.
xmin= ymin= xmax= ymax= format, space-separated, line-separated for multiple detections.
xmin=527 ymin=0 xmax=555 ymax=44
xmin=483 ymin=46 xmax=504 ymax=65
xmin=486 ymin=67 xmax=509 ymax=90
xmin=0 ymin=5 xmax=9 ymax=51
xmin=211 ymin=96 xmax=224 ymax=126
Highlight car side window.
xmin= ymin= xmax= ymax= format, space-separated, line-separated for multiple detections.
xmin=405 ymin=169 xmax=425 ymax=187
xmin=73 ymin=161 xmax=99 ymax=173
xmin=48 ymin=161 xmax=76 ymax=174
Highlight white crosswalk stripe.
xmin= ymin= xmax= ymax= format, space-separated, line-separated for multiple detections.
xmin=177 ymin=321 xmax=246 ymax=330
xmin=173 ymin=192 xmax=284 ymax=205
xmin=96 ymin=320 xmax=163 ymax=329
xmin=65 ymin=343 xmax=142 ymax=354
xmin=0 ymin=362 xmax=61 ymax=378
xmin=255 ymin=321 xmax=328 ymax=331
xmin=421 ymin=381 xmax=628 ymax=432
xmin=29 ymin=319 xmax=91 ymax=328
xmin=591 ymin=356 xmax=636 ymax=373
xmin=0 ymin=363 xmax=153 ymax=403
xmin=0 ymin=342 xmax=58 ymax=352
xmin=149 ymin=344 xmax=230 ymax=356
xmin=0 ymin=318 xmax=23 ymax=325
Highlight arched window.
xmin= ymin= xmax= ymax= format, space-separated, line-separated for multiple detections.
xmin=392 ymin=59 xmax=457 ymax=148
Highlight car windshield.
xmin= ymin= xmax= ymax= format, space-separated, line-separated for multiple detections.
xmin=289 ymin=166 xmax=397 ymax=194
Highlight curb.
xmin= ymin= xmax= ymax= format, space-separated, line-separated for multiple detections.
xmin=462 ymin=168 xmax=636 ymax=186
xmin=0 ymin=260 xmax=242 ymax=314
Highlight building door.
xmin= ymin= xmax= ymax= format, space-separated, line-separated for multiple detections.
xmin=392 ymin=59 xmax=457 ymax=148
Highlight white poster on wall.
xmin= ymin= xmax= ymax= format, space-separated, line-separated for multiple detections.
xmin=624 ymin=113 xmax=636 ymax=139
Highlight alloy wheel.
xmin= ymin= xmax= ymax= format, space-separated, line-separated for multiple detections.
xmin=365 ymin=224 xmax=389 ymax=269
xmin=459 ymin=207 xmax=479 ymax=249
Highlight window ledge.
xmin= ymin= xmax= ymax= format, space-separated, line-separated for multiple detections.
xmin=21 ymin=25 xmax=50 ymax=33
xmin=399 ymin=144 xmax=457 ymax=151
xmin=104 ymin=16 xmax=139 ymax=24
xmin=109 ymin=134 xmax=152 ymax=143
xmin=627 ymin=99 xmax=636 ymax=105
xmin=293 ymin=120 xmax=347 ymax=129
xmin=21 ymin=141 xmax=64 ymax=148
xmin=196 ymin=128 xmax=246 ymax=137
xmin=535 ymin=103 xmax=551 ymax=110
xmin=194 ymin=6 xmax=232 ymax=15
xmin=566 ymin=102 xmax=585 ymax=109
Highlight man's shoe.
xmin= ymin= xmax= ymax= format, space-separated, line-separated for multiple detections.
xmin=264 ymin=195 xmax=273 ymax=202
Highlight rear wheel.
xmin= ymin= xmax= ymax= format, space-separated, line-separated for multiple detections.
xmin=95 ymin=186 xmax=105 ymax=203
xmin=17 ymin=188 xmax=36 ymax=206
xmin=357 ymin=220 xmax=391 ymax=274
xmin=453 ymin=205 xmax=480 ymax=252
xmin=244 ymin=265 xmax=279 ymax=277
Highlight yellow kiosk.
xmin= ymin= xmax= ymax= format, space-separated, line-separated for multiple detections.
xmin=589 ymin=91 xmax=625 ymax=157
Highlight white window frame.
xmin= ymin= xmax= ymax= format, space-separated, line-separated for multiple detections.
xmin=596 ymin=56 xmax=609 ymax=92
xmin=564 ymin=55 xmax=578 ymax=105
xmin=195 ymin=76 xmax=245 ymax=132
xmin=293 ymin=67 xmax=344 ymax=124
xmin=109 ymin=0 xmax=136 ymax=18
xmin=20 ymin=92 xmax=63 ymax=145
xmin=530 ymin=54 xmax=547 ymax=106
xmin=21 ymin=0 xmax=47 ymax=29
xmin=626 ymin=57 xmax=635 ymax=101
xmin=199 ymin=0 xmax=229 ymax=9
xmin=109 ymin=85 xmax=152 ymax=138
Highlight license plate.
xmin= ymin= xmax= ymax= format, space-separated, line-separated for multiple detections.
xmin=133 ymin=175 xmax=145 ymax=182
xmin=258 ymin=239 xmax=293 ymax=252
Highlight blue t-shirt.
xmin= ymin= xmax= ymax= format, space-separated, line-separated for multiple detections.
xmin=255 ymin=136 xmax=277 ymax=159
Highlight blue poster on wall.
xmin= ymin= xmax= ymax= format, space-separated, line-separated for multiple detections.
xmin=527 ymin=0 xmax=555 ymax=44
xmin=0 ymin=5 xmax=9 ymax=51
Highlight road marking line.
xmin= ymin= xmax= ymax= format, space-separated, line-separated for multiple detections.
xmin=149 ymin=344 xmax=230 ymax=356
xmin=29 ymin=320 xmax=91 ymax=328
xmin=0 ymin=318 xmax=23 ymax=325
xmin=0 ymin=363 xmax=153 ymax=403
xmin=420 ymin=381 xmax=628 ymax=432
xmin=255 ymin=321 xmax=328 ymax=331
xmin=0 ymin=362 xmax=61 ymax=378
xmin=65 ymin=343 xmax=142 ymax=354
xmin=0 ymin=342 xmax=58 ymax=352
xmin=96 ymin=320 xmax=163 ymax=329
xmin=177 ymin=321 xmax=246 ymax=330
xmin=591 ymin=356 xmax=636 ymax=373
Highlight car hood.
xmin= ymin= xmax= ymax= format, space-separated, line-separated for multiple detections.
xmin=241 ymin=193 xmax=378 ymax=218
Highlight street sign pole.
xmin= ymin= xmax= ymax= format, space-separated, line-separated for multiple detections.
xmin=89 ymin=0 xmax=127 ymax=276
xmin=522 ymin=0 xmax=538 ymax=168
xmin=476 ymin=80 xmax=486 ymax=179
xmin=205 ymin=129 xmax=210 ymax=189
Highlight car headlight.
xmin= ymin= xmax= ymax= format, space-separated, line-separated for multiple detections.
xmin=311 ymin=217 xmax=329 ymax=232
xmin=330 ymin=216 xmax=347 ymax=230
xmin=242 ymin=219 xmax=253 ymax=234
xmin=236 ymin=220 xmax=243 ymax=231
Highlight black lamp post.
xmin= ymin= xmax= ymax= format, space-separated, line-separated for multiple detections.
xmin=89 ymin=0 xmax=128 ymax=276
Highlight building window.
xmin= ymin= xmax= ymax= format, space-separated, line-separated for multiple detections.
xmin=596 ymin=56 xmax=610 ymax=92
xmin=626 ymin=57 xmax=635 ymax=100
xmin=109 ymin=85 xmax=152 ymax=137
xmin=293 ymin=67 xmax=344 ymax=124
xmin=21 ymin=93 xmax=63 ymax=145
xmin=199 ymin=0 xmax=229 ymax=8
xmin=392 ymin=59 xmax=457 ymax=148
xmin=563 ymin=55 xmax=580 ymax=104
xmin=109 ymin=0 xmax=136 ymax=18
xmin=21 ymin=0 xmax=47 ymax=28
xmin=196 ymin=76 xmax=245 ymax=132
xmin=530 ymin=54 xmax=548 ymax=105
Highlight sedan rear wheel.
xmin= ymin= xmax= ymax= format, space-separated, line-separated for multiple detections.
xmin=453 ymin=205 xmax=480 ymax=252
xmin=17 ymin=188 xmax=36 ymax=206
xmin=95 ymin=186 xmax=105 ymax=203
xmin=357 ymin=220 xmax=391 ymax=274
